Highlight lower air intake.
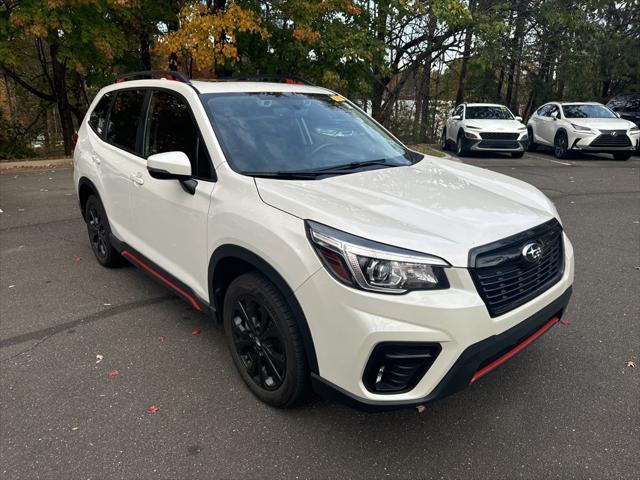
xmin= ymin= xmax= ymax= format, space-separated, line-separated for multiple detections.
xmin=363 ymin=343 xmax=441 ymax=394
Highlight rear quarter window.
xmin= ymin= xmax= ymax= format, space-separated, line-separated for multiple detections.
xmin=88 ymin=93 xmax=113 ymax=137
xmin=106 ymin=89 xmax=146 ymax=153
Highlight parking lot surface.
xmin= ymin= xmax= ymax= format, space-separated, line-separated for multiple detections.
xmin=1 ymin=150 xmax=639 ymax=479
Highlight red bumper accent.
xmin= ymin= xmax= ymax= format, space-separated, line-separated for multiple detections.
xmin=121 ymin=250 xmax=201 ymax=311
xmin=470 ymin=316 xmax=560 ymax=384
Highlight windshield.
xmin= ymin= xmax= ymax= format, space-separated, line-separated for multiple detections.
xmin=562 ymin=104 xmax=616 ymax=118
xmin=201 ymin=92 xmax=414 ymax=175
xmin=465 ymin=106 xmax=514 ymax=120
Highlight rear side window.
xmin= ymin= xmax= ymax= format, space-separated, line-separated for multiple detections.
xmin=88 ymin=93 xmax=113 ymax=137
xmin=106 ymin=89 xmax=146 ymax=153
xmin=144 ymin=91 xmax=212 ymax=179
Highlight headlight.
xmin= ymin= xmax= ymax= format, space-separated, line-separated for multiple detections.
xmin=630 ymin=125 xmax=640 ymax=133
xmin=465 ymin=130 xmax=481 ymax=139
xmin=571 ymin=123 xmax=594 ymax=133
xmin=306 ymin=221 xmax=450 ymax=293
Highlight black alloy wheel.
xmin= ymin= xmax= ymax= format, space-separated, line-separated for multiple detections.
xmin=223 ymin=272 xmax=308 ymax=407
xmin=84 ymin=195 xmax=121 ymax=267
xmin=230 ymin=295 xmax=286 ymax=391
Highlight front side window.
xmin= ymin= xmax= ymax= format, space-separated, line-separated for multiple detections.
xmin=562 ymin=104 xmax=616 ymax=119
xmin=201 ymin=92 xmax=412 ymax=175
xmin=89 ymin=92 xmax=113 ymax=137
xmin=537 ymin=105 xmax=550 ymax=117
xmin=453 ymin=105 xmax=464 ymax=117
xmin=465 ymin=106 xmax=514 ymax=120
xmin=106 ymin=90 xmax=145 ymax=153
xmin=144 ymin=91 xmax=212 ymax=179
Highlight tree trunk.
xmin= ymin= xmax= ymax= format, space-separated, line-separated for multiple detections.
xmin=50 ymin=42 xmax=75 ymax=155
xmin=140 ymin=31 xmax=151 ymax=70
xmin=496 ymin=66 xmax=504 ymax=102
xmin=455 ymin=0 xmax=477 ymax=105
xmin=505 ymin=3 xmax=525 ymax=111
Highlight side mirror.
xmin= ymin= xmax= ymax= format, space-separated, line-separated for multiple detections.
xmin=147 ymin=151 xmax=197 ymax=194
xmin=515 ymin=116 xmax=523 ymax=122
xmin=551 ymin=111 xmax=559 ymax=120
xmin=452 ymin=115 xmax=462 ymax=121
xmin=614 ymin=112 xmax=621 ymax=118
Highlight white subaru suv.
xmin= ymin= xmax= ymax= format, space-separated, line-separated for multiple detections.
xmin=527 ymin=101 xmax=640 ymax=160
xmin=441 ymin=103 xmax=528 ymax=157
xmin=74 ymin=71 xmax=574 ymax=411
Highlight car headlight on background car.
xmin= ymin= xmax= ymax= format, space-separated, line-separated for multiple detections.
xmin=571 ymin=123 xmax=595 ymax=133
xmin=306 ymin=221 xmax=450 ymax=293
xmin=630 ymin=125 xmax=640 ymax=134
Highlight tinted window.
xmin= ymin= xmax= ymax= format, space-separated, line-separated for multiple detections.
xmin=89 ymin=93 xmax=113 ymax=137
xmin=144 ymin=91 xmax=212 ymax=179
xmin=548 ymin=105 xmax=559 ymax=117
xmin=202 ymin=92 xmax=411 ymax=174
xmin=453 ymin=105 xmax=464 ymax=116
xmin=562 ymin=104 xmax=615 ymax=118
xmin=537 ymin=105 xmax=554 ymax=117
xmin=465 ymin=106 xmax=513 ymax=120
xmin=106 ymin=90 xmax=145 ymax=153
xmin=624 ymin=96 xmax=640 ymax=112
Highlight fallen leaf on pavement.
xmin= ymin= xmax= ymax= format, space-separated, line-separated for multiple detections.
xmin=74 ymin=256 xmax=81 ymax=262
xmin=107 ymin=370 xmax=119 ymax=377
xmin=627 ymin=361 xmax=636 ymax=368
xmin=559 ymin=319 xmax=570 ymax=326
xmin=158 ymin=336 xmax=165 ymax=343
xmin=192 ymin=329 xmax=202 ymax=336
xmin=147 ymin=405 xmax=159 ymax=414
xmin=416 ymin=404 xmax=427 ymax=413
xmin=96 ymin=354 xmax=103 ymax=364
xmin=8 ymin=285 xmax=15 ymax=288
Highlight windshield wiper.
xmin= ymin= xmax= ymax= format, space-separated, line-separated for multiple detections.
xmin=311 ymin=158 xmax=396 ymax=173
xmin=242 ymin=170 xmax=323 ymax=179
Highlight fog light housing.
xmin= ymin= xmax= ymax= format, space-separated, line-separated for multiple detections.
xmin=363 ymin=343 xmax=442 ymax=394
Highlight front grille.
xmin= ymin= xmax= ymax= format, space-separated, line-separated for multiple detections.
xmin=480 ymin=132 xmax=520 ymax=140
xmin=469 ymin=219 xmax=564 ymax=317
xmin=478 ymin=140 xmax=520 ymax=149
xmin=591 ymin=131 xmax=631 ymax=147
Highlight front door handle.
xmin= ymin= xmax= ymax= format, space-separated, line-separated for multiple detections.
xmin=130 ymin=173 xmax=144 ymax=186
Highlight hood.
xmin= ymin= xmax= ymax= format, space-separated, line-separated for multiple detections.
xmin=565 ymin=117 xmax=635 ymax=130
xmin=255 ymin=157 xmax=557 ymax=267
xmin=464 ymin=119 xmax=525 ymax=131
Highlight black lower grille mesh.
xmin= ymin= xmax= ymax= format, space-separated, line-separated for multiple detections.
xmin=591 ymin=131 xmax=631 ymax=147
xmin=469 ymin=219 xmax=564 ymax=317
xmin=480 ymin=132 xmax=520 ymax=140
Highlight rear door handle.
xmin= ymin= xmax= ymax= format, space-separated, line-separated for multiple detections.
xmin=91 ymin=154 xmax=101 ymax=165
xmin=130 ymin=173 xmax=144 ymax=186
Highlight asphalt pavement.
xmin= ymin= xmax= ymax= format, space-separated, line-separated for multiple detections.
xmin=1 ymin=150 xmax=639 ymax=479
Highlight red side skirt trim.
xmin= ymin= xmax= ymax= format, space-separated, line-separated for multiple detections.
xmin=470 ymin=316 xmax=560 ymax=384
xmin=121 ymin=250 xmax=201 ymax=311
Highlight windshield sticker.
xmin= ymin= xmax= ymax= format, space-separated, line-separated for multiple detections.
xmin=330 ymin=95 xmax=346 ymax=102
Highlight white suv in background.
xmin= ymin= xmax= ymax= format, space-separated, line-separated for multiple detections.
xmin=527 ymin=101 xmax=640 ymax=160
xmin=441 ymin=103 xmax=528 ymax=157
xmin=74 ymin=71 xmax=574 ymax=411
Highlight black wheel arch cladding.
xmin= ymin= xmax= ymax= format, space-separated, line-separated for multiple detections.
xmin=209 ymin=244 xmax=319 ymax=374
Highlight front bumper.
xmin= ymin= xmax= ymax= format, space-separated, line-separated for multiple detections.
xmin=296 ymin=234 xmax=574 ymax=411
xmin=568 ymin=130 xmax=640 ymax=152
xmin=463 ymin=132 xmax=528 ymax=152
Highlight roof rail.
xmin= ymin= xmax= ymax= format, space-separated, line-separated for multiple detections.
xmin=232 ymin=74 xmax=314 ymax=86
xmin=114 ymin=70 xmax=200 ymax=93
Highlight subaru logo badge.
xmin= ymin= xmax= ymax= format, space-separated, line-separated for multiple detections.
xmin=522 ymin=242 xmax=543 ymax=262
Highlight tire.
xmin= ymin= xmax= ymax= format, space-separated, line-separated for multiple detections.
xmin=84 ymin=195 xmax=122 ymax=267
xmin=554 ymin=131 xmax=570 ymax=159
xmin=613 ymin=152 xmax=631 ymax=160
xmin=456 ymin=132 xmax=469 ymax=157
xmin=527 ymin=127 xmax=538 ymax=151
xmin=223 ymin=272 xmax=309 ymax=408
xmin=511 ymin=152 xmax=524 ymax=158
xmin=440 ymin=129 xmax=448 ymax=151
